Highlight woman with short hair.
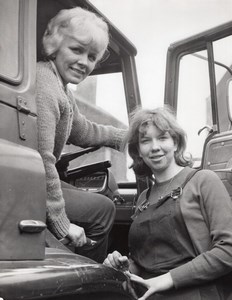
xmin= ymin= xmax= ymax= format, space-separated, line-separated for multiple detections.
xmin=36 ymin=7 xmax=125 ymax=263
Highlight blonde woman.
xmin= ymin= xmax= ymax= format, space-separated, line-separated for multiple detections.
xmin=36 ymin=7 xmax=126 ymax=263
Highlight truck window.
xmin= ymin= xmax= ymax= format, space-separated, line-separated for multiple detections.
xmin=71 ymin=73 xmax=128 ymax=126
xmin=68 ymin=72 xmax=135 ymax=183
xmin=213 ymin=35 xmax=232 ymax=131
xmin=176 ymin=34 xmax=232 ymax=166
xmin=176 ymin=50 xmax=212 ymax=166
xmin=0 ymin=0 xmax=20 ymax=81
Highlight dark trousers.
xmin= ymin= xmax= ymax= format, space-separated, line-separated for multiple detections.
xmin=61 ymin=181 xmax=116 ymax=263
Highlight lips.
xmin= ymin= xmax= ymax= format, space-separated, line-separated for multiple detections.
xmin=149 ymin=155 xmax=164 ymax=162
xmin=70 ymin=67 xmax=85 ymax=76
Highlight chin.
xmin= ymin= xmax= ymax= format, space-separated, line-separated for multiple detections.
xmin=74 ymin=76 xmax=87 ymax=84
xmin=69 ymin=78 xmax=82 ymax=85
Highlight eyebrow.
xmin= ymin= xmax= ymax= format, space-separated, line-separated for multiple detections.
xmin=139 ymin=130 xmax=168 ymax=138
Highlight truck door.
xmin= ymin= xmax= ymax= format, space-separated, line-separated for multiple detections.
xmin=164 ymin=21 xmax=232 ymax=199
xmin=0 ymin=0 xmax=46 ymax=260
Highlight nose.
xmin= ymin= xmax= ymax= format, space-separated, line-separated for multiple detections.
xmin=150 ymin=138 xmax=161 ymax=151
xmin=77 ymin=53 xmax=88 ymax=67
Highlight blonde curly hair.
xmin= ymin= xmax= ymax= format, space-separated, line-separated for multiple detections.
xmin=42 ymin=7 xmax=109 ymax=61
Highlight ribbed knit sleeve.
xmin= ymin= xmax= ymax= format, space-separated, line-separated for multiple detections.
xmin=36 ymin=62 xmax=70 ymax=239
xmin=170 ymin=170 xmax=232 ymax=288
xmin=68 ymin=92 xmax=127 ymax=151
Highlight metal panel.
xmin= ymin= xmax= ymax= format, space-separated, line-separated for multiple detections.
xmin=0 ymin=103 xmax=38 ymax=150
xmin=0 ymin=249 xmax=136 ymax=299
xmin=0 ymin=0 xmax=37 ymax=114
xmin=0 ymin=139 xmax=46 ymax=260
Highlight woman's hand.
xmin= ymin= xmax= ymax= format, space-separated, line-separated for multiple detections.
xmin=128 ymin=272 xmax=174 ymax=300
xmin=67 ymin=223 xmax=87 ymax=247
xmin=103 ymin=250 xmax=130 ymax=271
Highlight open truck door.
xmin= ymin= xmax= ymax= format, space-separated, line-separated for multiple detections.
xmin=164 ymin=21 xmax=232 ymax=199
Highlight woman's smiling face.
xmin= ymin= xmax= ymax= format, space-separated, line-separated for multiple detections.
xmin=54 ymin=26 xmax=104 ymax=85
xmin=138 ymin=124 xmax=177 ymax=176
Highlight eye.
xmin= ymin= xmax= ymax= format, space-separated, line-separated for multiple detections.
xmin=88 ymin=54 xmax=97 ymax=62
xmin=159 ymin=133 xmax=169 ymax=141
xmin=140 ymin=137 xmax=150 ymax=144
xmin=159 ymin=136 xmax=167 ymax=141
xmin=70 ymin=47 xmax=82 ymax=54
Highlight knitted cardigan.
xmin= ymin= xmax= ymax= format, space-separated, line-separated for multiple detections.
xmin=36 ymin=61 xmax=126 ymax=239
xmin=135 ymin=167 xmax=232 ymax=290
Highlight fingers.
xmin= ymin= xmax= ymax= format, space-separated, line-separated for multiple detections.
xmin=118 ymin=255 xmax=130 ymax=271
xmin=67 ymin=223 xmax=87 ymax=247
xmin=104 ymin=251 xmax=121 ymax=269
xmin=128 ymin=274 xmax=155 ymax=300
xmin=138 ymin=288 xmax=156 ymax=300
xmin=103 ymin=251 xmax=129 ymax=270
xmin=103 ymin=257 xmax=114 ymax=268
xmin=128 ymin=273 xmax=148 ymax=287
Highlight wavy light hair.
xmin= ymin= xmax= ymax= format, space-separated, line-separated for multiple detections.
xmin=42 ymin=7 xmax=109 ymax=61
xmin=124 ymin=106 xmax=192 ymax=178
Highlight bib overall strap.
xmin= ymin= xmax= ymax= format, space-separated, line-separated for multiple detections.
xmin=133 ymin=169 xmax=200 ymax=218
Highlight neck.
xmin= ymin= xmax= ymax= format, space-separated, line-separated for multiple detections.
xmin=154 ymin=164 xmax=184 ymax=183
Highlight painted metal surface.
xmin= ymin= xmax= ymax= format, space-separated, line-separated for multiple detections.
xmin=0 ymin=138 xmax=46 ymax=260
xmin=0 ymin=248 xmax=136 ymax=300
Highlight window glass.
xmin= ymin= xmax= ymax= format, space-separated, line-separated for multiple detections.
xmin=68 ymin=73 xmax=135 ymax=183
xmin=213 ymin=36 xmax=232 ymax=131
xmin=177 ymin=50 xmax=212 ymax=166
xmin=213 ymin=35 xmax=232 ymax=72
xmin=0 ymin=0 xmax=19 ymax=79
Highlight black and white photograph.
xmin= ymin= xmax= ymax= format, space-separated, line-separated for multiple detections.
xmin=0 ymin=0 xmax=232 ymax=299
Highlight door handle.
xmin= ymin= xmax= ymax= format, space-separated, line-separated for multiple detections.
xmin=19 ymin=220 xmax=47 ymax=233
